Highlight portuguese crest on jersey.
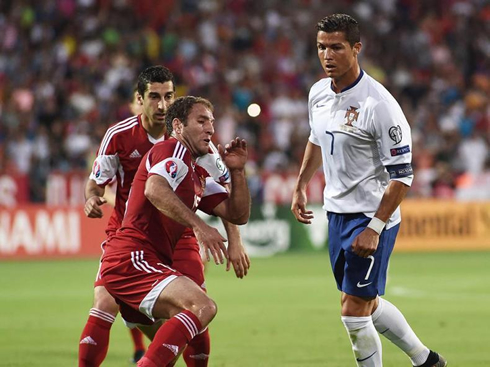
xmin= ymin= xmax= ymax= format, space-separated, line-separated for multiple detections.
xmin=344 ymin=106 xmax=359 ymax=126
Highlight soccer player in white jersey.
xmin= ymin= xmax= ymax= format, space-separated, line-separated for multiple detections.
xmin=291 ymin=14 xmax=447 ymax=367
xmin=79 ymin=66 xmax=250 ymax=367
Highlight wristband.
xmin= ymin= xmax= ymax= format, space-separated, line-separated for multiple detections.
xmin=367 ymin=217 xmax=385 ymax=235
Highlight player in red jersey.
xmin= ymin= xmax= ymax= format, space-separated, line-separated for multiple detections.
xmin=100 ymin=96 xmax=250 ymax=367
xmin=79 ymin=67 xmax=250 ymax=367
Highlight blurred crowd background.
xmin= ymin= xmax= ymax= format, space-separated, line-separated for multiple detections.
xmin=0 ymin=0 xmax=489 ymax=203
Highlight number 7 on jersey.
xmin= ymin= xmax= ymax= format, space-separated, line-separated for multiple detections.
xmin=325 ymin=131 xmax=334 ymax=155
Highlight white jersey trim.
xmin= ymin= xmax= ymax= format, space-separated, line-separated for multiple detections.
xmin=203 ymin=177 xmax=227 ymax=197
xmin=139 ymin=275 xmax=179 ymax=321
xmin=99 ymin=116 xmax=139 ymax=155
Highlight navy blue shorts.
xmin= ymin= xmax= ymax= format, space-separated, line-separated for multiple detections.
xmin=327 ymin=212 xmax=399 ymax=297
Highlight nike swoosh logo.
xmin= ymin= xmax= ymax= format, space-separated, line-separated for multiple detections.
xmin=357 ymin=281 xmax=372 ymax=288
xmin=357 ymin=351 xmax=377 ymax=362
xmin=316 ymin=104 xmax=326 ymax=108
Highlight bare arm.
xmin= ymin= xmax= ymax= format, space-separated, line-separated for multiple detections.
xmin=221 ymin=218 xmax=250 ymax=278
xmin=352 ymin=180 xmax=411 ymax=258
xmin=291 ymin=141 xmax=323 ymax=224
xmin=145 ymin=175 xmax=228 ymax=264
xmin=84 ymin=179 xmax=107 ymax=218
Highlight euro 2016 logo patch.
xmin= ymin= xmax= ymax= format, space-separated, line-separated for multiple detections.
xmin=389 ymin=125 xmax=402 ymax=145
xmin=92 ymin=161 xmax=101 ymax=178
xmin=165 ymin=160 xmax=178 ymax=179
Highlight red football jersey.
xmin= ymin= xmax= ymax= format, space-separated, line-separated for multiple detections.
xmin=104 ymin=138 xmax=228 ymax=264
xmin=90 ymin=115 xmax=166 ymax=236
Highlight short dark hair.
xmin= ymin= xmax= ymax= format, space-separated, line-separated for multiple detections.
xmin=137 ymin=65 xmax=175 ymax=97
xmin=316 ymin=14 xmax=360 ymax=46
xmin=165 ymin=96 xmax=214 ymax=135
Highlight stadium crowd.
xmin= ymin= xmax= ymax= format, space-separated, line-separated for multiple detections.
xmin=0 ymin=0 xmax=488 ymax=203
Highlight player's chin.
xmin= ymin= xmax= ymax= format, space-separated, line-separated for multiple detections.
xmin=153 ymin=115 xmax=166 ymax=123
xmin=324 ymin=68 xmax=337 ymax=77
xmin=198 ymin=144 xmax=209 ymax=156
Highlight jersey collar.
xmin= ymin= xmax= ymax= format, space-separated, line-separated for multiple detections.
xmin=330 ymin=69 xmax=365 ymax=94
xmin=138 ymin=114 xmax=166 ymax=144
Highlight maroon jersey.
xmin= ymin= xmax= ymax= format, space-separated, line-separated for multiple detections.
xmin=104 ymin=138 xmax=228 ymax=264
xmin=90 ymin=115 xmax=166 ymax=237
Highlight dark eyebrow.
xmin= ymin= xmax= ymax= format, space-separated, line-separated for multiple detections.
xmin=317 ymin=41 xmax=344 ymax=47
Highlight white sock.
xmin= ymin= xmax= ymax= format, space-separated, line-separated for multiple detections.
xmin=372 ymin=298 xmax=430 ymax=366
xmin=342 ymin=316 xmax=383 ymax=367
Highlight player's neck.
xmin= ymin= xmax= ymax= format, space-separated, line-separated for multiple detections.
xmin=331 ymin=64 xmax=361 ymax=94
xmin=175 ymin=136 xmax=199 ymax=162
xmin=141 ymin=115 xmax=166 ymax=139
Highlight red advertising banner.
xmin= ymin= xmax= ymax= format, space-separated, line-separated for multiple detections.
xmin=0 ymin=173 xmax=29 ymax=206
xmin=0 ymin=205 xmax=109 ymax=259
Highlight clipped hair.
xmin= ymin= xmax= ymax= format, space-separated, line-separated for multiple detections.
xmin=165 ymin=96 xmax=214 ymax=135
xmin=137 ymin=65 xmax=175 ymax=97
xmin=316 ymin=14 xmax=360 ymax=46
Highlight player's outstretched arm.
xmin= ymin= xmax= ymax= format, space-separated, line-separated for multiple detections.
xmin=84 ymin=179 xmax=107 ymax=218
xmin=221 ymin=219 xmax=250 ymax=278
xmin=145 ymin=175 xmax=228 ymax=265
xmin=291 ymin=141 xmax=323 ymax=224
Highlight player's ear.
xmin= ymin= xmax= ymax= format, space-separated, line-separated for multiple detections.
xmin=137 ymin=93 xmax=143 ymax=105
xmin=353 ymin=42 xmax=362 ymax=56
xmin=172 ymin=118 xmax=183 ymax=134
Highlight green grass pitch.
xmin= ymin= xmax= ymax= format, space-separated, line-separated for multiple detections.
xmin=0 ymin=251 xmax=489 ymax=366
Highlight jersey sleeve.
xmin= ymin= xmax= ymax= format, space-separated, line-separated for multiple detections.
xmin=371 ymin=99 xmax=414 ymax=186
xmin=198 ymin=177 xmax=228 ymax=215
xmin=89 ymin=132 xmax=121 ymax=186
xmin=146 ymin=144 xmax=189 ymax=191
xmin=307 ymin=88 xmax=321 ymax=146
xmin=196 ymin=142 xmax=231 ymax=184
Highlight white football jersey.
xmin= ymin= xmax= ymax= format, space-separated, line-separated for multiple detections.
xmin=308 ymin=70 xmax=413 ymax=228
xmin=196 ymin=142 xmax=230 ymax=184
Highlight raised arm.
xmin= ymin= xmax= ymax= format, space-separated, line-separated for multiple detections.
xmin=291 ymin=141 xmax=323 ymax=224
xmin=212 ymin=138 xmax=251 ymax=225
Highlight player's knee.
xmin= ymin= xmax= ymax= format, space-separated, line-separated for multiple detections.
xmin=341 ymin=293 xmax=376 ymax=316
xmin=92 ymin=286 xmax=119 ymax=315
xmin=187 ymin=296 xmax=217 ymax=327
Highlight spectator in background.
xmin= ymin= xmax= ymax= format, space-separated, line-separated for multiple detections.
xmin=0 ymin=0 xmax=488 ymax=202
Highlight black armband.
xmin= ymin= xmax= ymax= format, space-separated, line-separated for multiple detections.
xmin=386 ymin=163 xmax=413 ymax=179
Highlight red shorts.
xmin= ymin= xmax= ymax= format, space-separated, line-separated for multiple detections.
xmin=100 ymin=238 xmax=182 ymax=325
xmin=94 ymin=240 xmax=107 ymax=288
xmin=172 ymin=235 xmax=206 ymax=291
xmin=95 ymin=235 xmax=205 ymax=289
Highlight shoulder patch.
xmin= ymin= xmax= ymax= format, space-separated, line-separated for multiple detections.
xmin=165 ymin=160 xmax=178 ymax=179
xmin=389 ymin=125 xmax=403 ymax=145
xmin=390 ymin=145 xmax=410 ymax=156
xmin=92 ymin=161 xmax=101 ymax=178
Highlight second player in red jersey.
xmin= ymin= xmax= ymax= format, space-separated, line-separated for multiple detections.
xmin=101 ymin=96 xmax=251 ymax=367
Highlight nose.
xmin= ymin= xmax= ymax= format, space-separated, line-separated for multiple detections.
xmin=205 ymin=121 xmax=214 ymax=136
xmin=323 ymin=48 xmax=333 ymax=60
xmin=157 ymin=98 xmax=164 ymax=110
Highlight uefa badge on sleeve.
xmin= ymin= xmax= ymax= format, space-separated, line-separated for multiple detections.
xmin=93 ymin=161 xmax=101 ymax=178
xmin=165 ymin=160 xmax=178 ymax=179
